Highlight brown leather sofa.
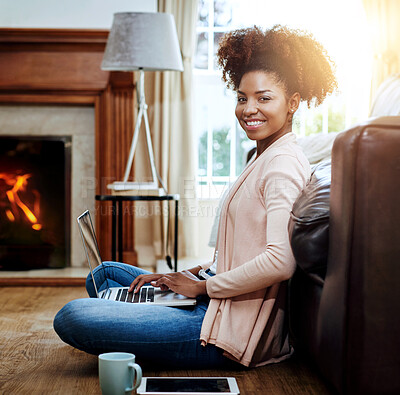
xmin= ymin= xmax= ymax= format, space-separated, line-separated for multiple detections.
xmin=288 ymin=117 xmax=400 ymax=394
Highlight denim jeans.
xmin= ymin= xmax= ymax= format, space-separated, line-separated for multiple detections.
xmin=53 ymin=262 xmax=234 ymax=369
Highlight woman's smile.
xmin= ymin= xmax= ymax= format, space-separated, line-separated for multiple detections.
xmin=244 ymin=119 xmax=266 ymax=129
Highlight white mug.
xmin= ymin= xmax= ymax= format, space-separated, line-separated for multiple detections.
xmin=98 ymin=352 xmax=142 ymax=395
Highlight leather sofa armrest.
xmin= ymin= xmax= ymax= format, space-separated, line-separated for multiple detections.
xmin=317 ymin=116 xmax=400 ymax=394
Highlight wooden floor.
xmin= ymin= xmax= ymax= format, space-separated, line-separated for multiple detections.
xmin=0 ymin=286 xmax=335 ymax=394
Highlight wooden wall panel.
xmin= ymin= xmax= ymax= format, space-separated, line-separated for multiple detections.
xmin=96 ymin=73 xmax=138 ymax=264
xmin=0 ymin=28 xmax=137 ymax=266
xmin=0 ymin=51 xmax=108 ymax=91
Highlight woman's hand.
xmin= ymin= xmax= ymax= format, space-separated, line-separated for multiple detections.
xmin=128 ymin=273 xmax=165 ymax=293
xmin=151 ymin=270 xmax=207 ymax=298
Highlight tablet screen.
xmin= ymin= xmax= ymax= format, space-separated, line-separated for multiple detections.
xmin=146 ymin=378 xmax=231 ymax=392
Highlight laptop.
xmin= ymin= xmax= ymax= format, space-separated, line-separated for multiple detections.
xmin=77 ymin=210 xmax=196 ymax=307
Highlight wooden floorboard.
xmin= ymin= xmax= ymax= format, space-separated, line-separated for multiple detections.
xmin=0 ymin=277 xmax=86 ymax=287
xmin=0 ymin=287 xmax=335 ymax=394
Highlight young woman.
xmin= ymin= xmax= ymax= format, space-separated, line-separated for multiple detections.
xmin=54 ymin=25 xmax=337 ymax=368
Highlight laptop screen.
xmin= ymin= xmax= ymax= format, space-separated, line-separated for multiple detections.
xmin=77 ymin=210 xmax=108 ymax=296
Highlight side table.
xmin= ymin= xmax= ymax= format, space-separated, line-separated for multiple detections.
xmin=95 ymin=194 xmax=180 ymax=272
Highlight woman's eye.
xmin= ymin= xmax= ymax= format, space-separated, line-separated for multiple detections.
xmin=237 ymin=97 xmax=246 ymax=103
xmin=260 ymin=96 xmax=271 ymax=102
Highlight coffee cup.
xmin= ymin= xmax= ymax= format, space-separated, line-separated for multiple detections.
xmin=98 ymin=352 xmax=142 ymax=395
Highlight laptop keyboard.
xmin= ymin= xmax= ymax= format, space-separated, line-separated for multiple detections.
xmin=115 ymin=287 xmax=155 ymax=303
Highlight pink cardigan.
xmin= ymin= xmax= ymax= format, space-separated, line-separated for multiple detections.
xmin=200 ymin=133 xmax=311 ymax=367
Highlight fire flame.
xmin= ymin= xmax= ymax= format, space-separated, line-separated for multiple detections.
xmin=0 ymin=172 xmax=42 ymax=231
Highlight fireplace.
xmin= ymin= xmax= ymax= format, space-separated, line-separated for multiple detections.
xmin=0 ymin=136 xmax=71 ymax=270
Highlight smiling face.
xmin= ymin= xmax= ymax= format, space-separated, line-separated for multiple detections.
xmin=235 ymin=71 xmax=300 ymax=155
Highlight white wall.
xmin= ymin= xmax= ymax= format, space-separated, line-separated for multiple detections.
xmin=0 ymin=0 xmax=157 ymax=28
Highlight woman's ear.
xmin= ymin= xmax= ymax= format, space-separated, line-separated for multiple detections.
xmin=288 ymin=92 xmax=301 ymax=113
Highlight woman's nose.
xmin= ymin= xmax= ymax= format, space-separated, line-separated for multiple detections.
xmin=243 ymin=100 xmax=258 ymax=116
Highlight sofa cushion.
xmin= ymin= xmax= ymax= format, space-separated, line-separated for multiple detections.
xmin=288 ymin=160 xmax=331 ymax=279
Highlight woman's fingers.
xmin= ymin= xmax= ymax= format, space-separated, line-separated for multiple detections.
xmin=130 ymin=271 xmax=203 ymax=295
xmin=151 ymin=281 xmax=169 ymax=291
xmin=131 ymin=278 xmax=147 ymax=293
xmin=128 ymin=273 xmax=163 ymax=292
xmin=152 ymin=271 xmax=206 ymax=298
xmin=153 ymin=276 xmax=172 ymax=289
xmin=128 ymin=275 xmax=144 ymax=292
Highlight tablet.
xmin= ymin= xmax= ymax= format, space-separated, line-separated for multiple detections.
xmin=137 ymin=377 xmax=240 ymax=395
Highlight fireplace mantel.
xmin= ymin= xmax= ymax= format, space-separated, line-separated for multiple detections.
xmin=0 ymin=28 xmax=138 ymax=265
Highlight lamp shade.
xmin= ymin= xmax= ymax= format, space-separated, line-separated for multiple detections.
xmin=101 ymin=12 xmax=184 ymax=72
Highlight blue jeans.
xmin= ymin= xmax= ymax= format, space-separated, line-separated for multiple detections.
xmin=53 ymin=262 xmax=235 ymax=369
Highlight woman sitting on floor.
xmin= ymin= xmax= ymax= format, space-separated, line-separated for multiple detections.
xmin=54 ymin=25 xmax=337 ymax=368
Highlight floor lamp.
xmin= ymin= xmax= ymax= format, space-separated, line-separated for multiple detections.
xmin=101 ymin=12 xmax=183 ymax=194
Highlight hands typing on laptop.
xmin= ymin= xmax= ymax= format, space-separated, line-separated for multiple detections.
xmin=129 ymin=267 xmax=208 ymax=299
xmin=104 ymin=267 xmax=209 ymax=305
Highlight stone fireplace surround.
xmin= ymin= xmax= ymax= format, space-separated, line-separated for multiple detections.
xmin=0 ymin=28 xmax=139 ymax=274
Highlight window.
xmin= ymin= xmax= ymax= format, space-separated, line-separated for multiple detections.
xmin=193 ymin=0 xmax=372 ymax=199
xmin=194 ymin=0 xmax=254 ymax=199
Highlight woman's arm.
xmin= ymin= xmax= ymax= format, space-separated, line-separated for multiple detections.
xmin=205 ymin=154 xmax=309 ymax=299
